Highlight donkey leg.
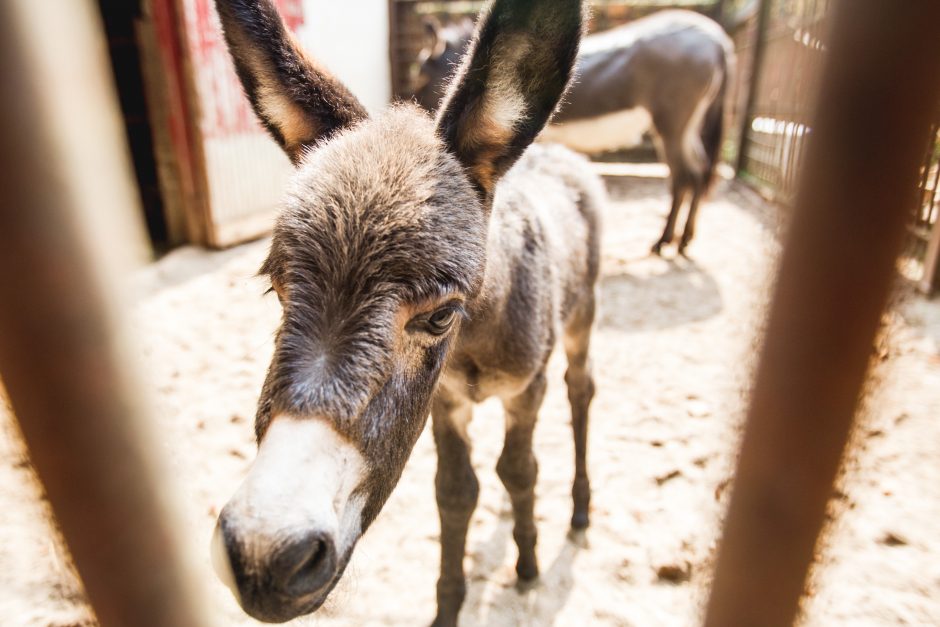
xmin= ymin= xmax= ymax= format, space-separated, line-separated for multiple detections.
xmin=651 ymin=126 xmax=685 ymax=255
xmin=678 ymin=185 xmax=704 ymax=256
xmin=652 ymin=178 xmax=689 ymax=255
xmin=679 ymin=131 xmax=709 ymax=256
xmin=497 ymin=371 xmax=547 ymax=586
xmin=564 ymin=309 xmax=596 ymax=530
xmin=431 ymin=394 xmax=478 ymax=627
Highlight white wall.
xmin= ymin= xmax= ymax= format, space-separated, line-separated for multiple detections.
xmin=298 ymin=0 xmax=392 ymax=113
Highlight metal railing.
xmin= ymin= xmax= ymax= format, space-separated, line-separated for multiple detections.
xmin=735 ymin=0 xmax=940 ymax=295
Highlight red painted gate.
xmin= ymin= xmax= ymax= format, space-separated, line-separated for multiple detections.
xmin=151 ymin=0 xmax=305 ymax=247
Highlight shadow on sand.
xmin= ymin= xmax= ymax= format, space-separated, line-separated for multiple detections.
xmin=599 ymin=257 xmax=723 ymax=333
xmin=457 ymin=494 xmax=586 ymax=626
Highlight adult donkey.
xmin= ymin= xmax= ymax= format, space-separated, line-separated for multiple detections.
xmin=210 ymin=0 xmax=602 ymax=624
xmin=414 ymin=10 xmax=735 ymax=256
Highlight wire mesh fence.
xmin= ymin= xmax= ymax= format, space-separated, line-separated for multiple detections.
xmin=735 ymin=0 xmax=828 ymax=203
xmin=735 ymin=0 xmax=940 ymax=294
xmin=906 ymin=122 xmax=940 ymax=293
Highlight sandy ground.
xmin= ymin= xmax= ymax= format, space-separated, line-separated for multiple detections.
xmin=2 ymin=170 xmax=939 ymax=626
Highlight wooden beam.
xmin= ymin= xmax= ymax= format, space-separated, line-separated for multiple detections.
xmin=704 ymin=1 xmax=940 ymax=625
xmin=0 ymin=1 xmax=209 ymax=626
xmin=150 ymin=0 xmax=214 ymax=246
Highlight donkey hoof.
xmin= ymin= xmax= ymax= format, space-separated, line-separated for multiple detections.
xmin=571 ymin=510 xmax=590 ymax=530
xmin=430 ymin=613 xmax=458 ymax=627
xmin=567 ymin=526 xmax=589 ymax=547
xmin=650 ymin=241 xmax=665 ymax=256
xmin=515 ymin=573 xmax=540 ymax=593
xmin=516 ymin=557 xmax=539 ymax=579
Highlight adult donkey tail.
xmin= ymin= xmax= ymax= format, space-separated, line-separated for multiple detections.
xmin=701 ymin=45 xmax=733 ymax=191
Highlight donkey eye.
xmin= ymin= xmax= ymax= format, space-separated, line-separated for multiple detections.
xmin=425 ymin=307 xmax=459 ymax=335
xmin=267 ymin=278 xmax=285 ymax=303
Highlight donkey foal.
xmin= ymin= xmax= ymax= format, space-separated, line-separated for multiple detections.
xmin=210 ymin=0 xmax=602 ymax=624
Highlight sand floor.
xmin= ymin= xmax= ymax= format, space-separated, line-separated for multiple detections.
xmin=1 ymin=172 xmax=939 ymax=626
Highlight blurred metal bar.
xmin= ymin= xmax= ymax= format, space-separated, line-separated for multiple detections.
xmin=0 ymin=2 xmax=208 ymax=626
xmin=704 ymin=1 xmax=940 ymax=625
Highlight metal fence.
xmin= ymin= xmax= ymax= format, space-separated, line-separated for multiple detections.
xmin=388 ymin=0 xmax=724 ymax=100
xmin=735 ymin=0 xmax=829 ymax=202
xmin=908 ymin=122 xmax=940 ymax=293
xmin=735 ymin=0 xmax=940 ymax=294
xmin=390 ymin=0 xmax=940 ymax=295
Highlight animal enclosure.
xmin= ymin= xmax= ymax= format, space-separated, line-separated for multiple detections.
xmin=733 ymin=0 xmax=829 ymax=203
xmin=733 ymin=0 xmax=940 ymax=295
xmin=2 ymin=0 xmax=940 ymax=626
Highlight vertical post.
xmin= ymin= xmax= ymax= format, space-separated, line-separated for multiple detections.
xmin=0 ymin=2 xmax=208 ymax=626
xmin=704 ymin=1 xmax=940 ymax=626
xmin=921 ymin=197 xmax=940 ymax=295
xmin=387 ymin=0 xmax=402 ymax=99
xmin=735 ymin=0 xmax=772 ymax=175
xmin=147 ymin=0 xmax=212 ymax=246
xmin=152 ymin=0 xmax=216 ymax=246
xmin=920 ymin=127 xmax=940 ymax=295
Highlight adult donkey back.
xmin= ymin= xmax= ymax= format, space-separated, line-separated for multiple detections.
xmin=210 ymin=0 xmax=602 ymax=625
xmin=415 ymin=10 xmax=735 ymax=255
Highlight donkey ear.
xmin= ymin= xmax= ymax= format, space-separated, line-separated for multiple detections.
xmin=435 ymin=0 xmax=584 ymax=196
xmin=215 ymin=0 xmax=368 ymax=164
xmin=421 ymin=16 xmax=446 ymax=59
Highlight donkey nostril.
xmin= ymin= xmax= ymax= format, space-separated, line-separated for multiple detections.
xmin=286 ymin=540 xmax=329 ymax=594
xmin=274 ymin=532 xmax=337 ymax=598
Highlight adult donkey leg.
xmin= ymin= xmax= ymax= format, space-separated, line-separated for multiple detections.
xmin=680 ymin=64 xmax=728 ymax=256
xmin=652 ymin=180 xmax=690 ymax=255
xmin=678 ymin=178 xmax=705 ymax=256
xmin=432 ymin=393 xmax=479 ymax=627
xmin=676 ymin=119 xmax=711 ymax=256
xmin=679 ymin=108 xmax=724 ymax=255
xmin=564 ymin=297 xmax=596 ymax=530
xmin=651 ymin=132 xmax=691 ymax=255
xmin=497 ymin=370 xmax=548 ymax=587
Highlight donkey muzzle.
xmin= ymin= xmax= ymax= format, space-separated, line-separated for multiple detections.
xmin=212 ymin=513 xmax=339 ymax=622
xmin=211 ymin=415 xmax=367 ymax=622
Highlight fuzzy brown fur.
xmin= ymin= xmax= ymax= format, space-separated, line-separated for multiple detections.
xmin=213 ymin=0 xmax=603 ymax=623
